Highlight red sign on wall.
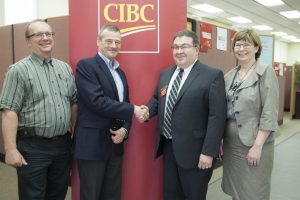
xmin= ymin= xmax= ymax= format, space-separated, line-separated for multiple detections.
xmin=200 ymin=22 xmax=213 ymax=53
xmin=99 ymin=0 xmax=159 ymax=53
xmin=274 ymin=62 xmax=287 ymax=76
xmin=69 ymin=1 xmax=186 ymax=200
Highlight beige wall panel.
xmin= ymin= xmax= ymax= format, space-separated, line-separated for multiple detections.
xmin=13 ymin=22 xmax=31 ymax=62
xmin=47 ymin=16 xmax=69 ymax=64
xmin=0 ymin=25 xmax=14 ymax=155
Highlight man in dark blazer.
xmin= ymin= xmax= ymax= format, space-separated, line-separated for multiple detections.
xmin=145 ymin=30 xmax=227 ymax=200
xmin=73 ymin=24 xmax=146 ymax=200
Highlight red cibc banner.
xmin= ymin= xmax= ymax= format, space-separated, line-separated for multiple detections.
xmin=69 ymin=1 xmax=186 ymax=200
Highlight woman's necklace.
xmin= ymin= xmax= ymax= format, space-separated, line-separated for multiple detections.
xmin=237 ymin=62 xmax=256 ymax=81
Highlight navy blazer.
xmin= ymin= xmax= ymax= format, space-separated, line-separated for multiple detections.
xmin=147 ymin=60 xmax=227 ymax=168
xmin=73 ymin=54 xmax=134 ymax=160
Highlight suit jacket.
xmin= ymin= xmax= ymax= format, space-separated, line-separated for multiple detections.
xmin=224 ymin=61 xmax=279 ymax=146
xmin=147 ymin=60 xmax=227 ymax=168
xmin=73 ymin=54 xmax=134 ymax=160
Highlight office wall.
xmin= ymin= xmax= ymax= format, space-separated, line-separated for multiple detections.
xmin=288 ymin=43 xmax=300 ymax=65
xmin=0 ymin=0 xmax=4 ymax=26
xmin=274 ymin=40 xmax=288 ymax=63
xmin=0 ymin=0 xmax=68 ymax=27
xmin=37 ymin=0 xmax=68 ymax=19
xmin=197 ymin=22 xmax=236 ymax=73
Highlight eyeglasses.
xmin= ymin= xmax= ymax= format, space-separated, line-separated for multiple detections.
xmin=104 ymin=39 xmax=121 ymax=46
xmin=234 ymin=42 xmax=253 ymax=49
xmin=171 ymin=44 xmax=196 ymax=51
xmin=26 ymin=32 xmax=55 ymax=39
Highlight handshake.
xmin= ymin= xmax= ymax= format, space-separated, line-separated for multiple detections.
xmin=134 ymin=105 xmax=149 ymax=123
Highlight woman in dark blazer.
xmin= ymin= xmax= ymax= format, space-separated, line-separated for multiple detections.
xmin=220 ymin=29 xmax=279 ymax=200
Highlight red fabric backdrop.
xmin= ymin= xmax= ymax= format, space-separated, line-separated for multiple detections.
xmin=69 ymin=1 xmax=186 ymax=199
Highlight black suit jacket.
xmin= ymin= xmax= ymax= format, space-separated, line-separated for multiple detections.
xmin=148 ymin=60 xmax=226 ymax=168
xmin=73 ymin=54 xmax=134 ymax=160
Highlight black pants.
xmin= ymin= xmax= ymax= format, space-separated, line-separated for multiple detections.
xmin=16 ymin=134 xmax=71 ymax=200
xmin=163 ymin=139 xmax=214 ymax=200
xmin=77 ymin=146 xmax=122 ymax=200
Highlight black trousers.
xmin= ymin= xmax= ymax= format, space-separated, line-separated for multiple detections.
xmin=16 ymin=134 xmax=72 ymax=200
xmin=163 ymin=139 xmax=214 ymax=200
xmin=77 ymin=146 xmax=122 ymax=200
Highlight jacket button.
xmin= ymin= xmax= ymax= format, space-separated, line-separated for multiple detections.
xmin=237 ymin=124 xmax=242 ymax=128
xmin=235 ymin=96 xmax=239 ymax=100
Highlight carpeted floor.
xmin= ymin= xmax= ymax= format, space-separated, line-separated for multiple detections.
xmin=1 ymin=114 xmax=300 ymax=200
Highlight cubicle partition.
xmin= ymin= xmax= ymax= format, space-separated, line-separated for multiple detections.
xmin=0 ymin=25 xmax=13 ymax=159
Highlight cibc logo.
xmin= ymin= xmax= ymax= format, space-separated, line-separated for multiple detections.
xmin=98 ymin=0 xmax=160 ymax=53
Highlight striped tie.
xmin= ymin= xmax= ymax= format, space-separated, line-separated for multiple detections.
xmin=162 ymin=69 xmax=184 ymax=139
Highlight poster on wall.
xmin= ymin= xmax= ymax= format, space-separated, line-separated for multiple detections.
xmin=274 ymin=62 xmax=287 ymax=76
xmin=216 ymin=27 xmax=227 ymax=51
xmin=199 ymin=22 xmax=212 ymax=52
xmin=229 ymin=29 xmax=237 ymax=51
xmin=258 ymin=35 xmax=274 ymax=67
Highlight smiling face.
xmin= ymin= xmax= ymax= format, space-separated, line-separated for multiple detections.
xmin=26 ymin=21 xmax=54 ymax=60
xmin=97 ymin=29 xmax=121 ymax=61
xmin=172 ymin=36 xmax=198 ymax=68
xmin=233 ymin=39 xmax=259 ymax=65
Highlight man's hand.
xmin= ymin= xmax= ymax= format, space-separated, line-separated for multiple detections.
xmin=110 ymin=128 xmax=127 ymax=144
xmin=198 ymin=154 xmax=213 ymax=170
xmin=134 ymin=105 xmax=149 ymax=123
xmin=5 ymin=148 xmax=27 ymax=167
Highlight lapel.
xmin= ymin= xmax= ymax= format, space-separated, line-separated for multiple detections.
xmin=160 ymin=67 xmax=177 ymax=113
xmin=236 ymin=62 xmax=265 ymax=92
xmin=225 ymin=66 xmax=239 ymax=93
xmin=176 ymin=60 xmax=201 ymax=103
xmin=237 ymin=69 xmax=258 ymax=91
xmin=95 ymin=54 xmax=120 ymax=100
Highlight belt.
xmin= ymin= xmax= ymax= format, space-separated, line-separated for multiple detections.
xmin=17 ymin=130 xmax=70 ymax=141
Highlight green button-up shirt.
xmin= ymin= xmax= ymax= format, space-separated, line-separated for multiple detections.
xmin=0 ymin=53 xmax=77 ymax=138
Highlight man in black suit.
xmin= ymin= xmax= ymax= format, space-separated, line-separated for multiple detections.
xmin=144 ymin=30 xmax=227 ymax=200
xmin=73 ymin=24 xmax=146 ymax=200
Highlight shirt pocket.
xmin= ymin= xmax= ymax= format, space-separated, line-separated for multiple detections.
xmin=58 ymin=75 xmax=75 ymax=99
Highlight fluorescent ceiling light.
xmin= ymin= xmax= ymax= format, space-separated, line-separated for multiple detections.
xmin=227 ymin=16 xmax=252 ymax=23
xmin=254 ymin=0 xmax=284 ymax=7
xmin=280 ymin=10 xmax=300 ymax=19
xmin=253 ymin=25 xmax=272 ymax=30
xmin=271 ymin=32 xmax=287 ymax=36
xmin=291 ymin=39 xmax=300 ymax=42
xmin=282 ymin=35 xmax=297 ymax=40
xmin=191 ymin=4 xmax=223 ymax=13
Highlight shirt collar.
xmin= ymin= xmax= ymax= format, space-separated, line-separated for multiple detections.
xmin=176 ymin=58 xmax=197 ymax=73
xmin=98 ymin=52 xmax=120 ymax=70
xmin=30 ymin=53 xmax=53 ymax=67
